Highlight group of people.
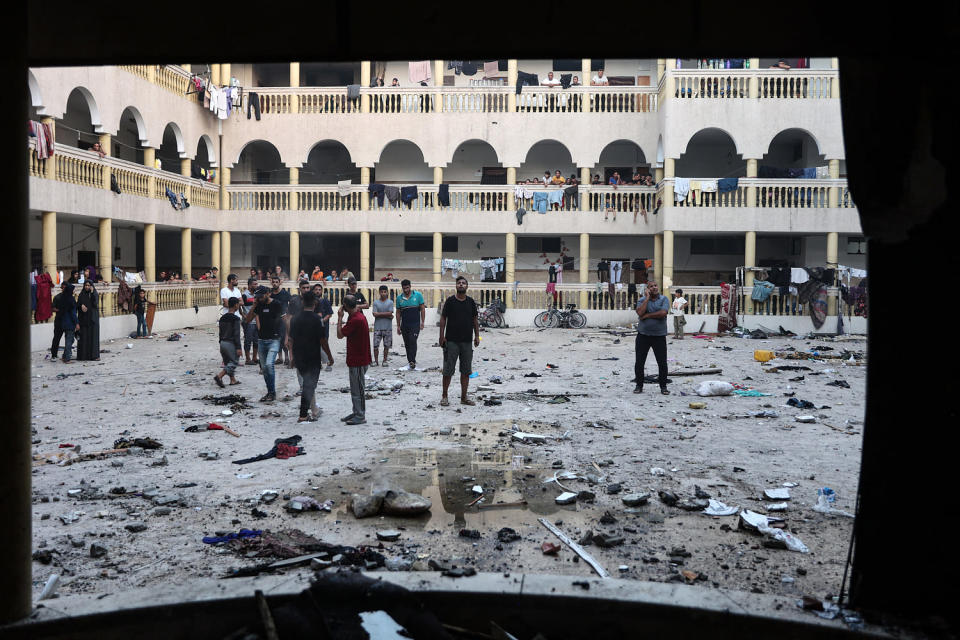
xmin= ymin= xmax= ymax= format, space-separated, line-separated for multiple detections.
xmin=215 ymin=273 xmax=480 ymax=424
xmin=49 ymin=280 xmax=102 ymax=363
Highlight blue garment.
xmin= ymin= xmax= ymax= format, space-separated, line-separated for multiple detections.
xmin=202 ymin=529 xmax=262 ymax=544
xmin=258 ymin=338 xmax=281 ymax=394
xmin=751 ymin=280 xmax=776 ymax=302
xmin=400 ymin=186 xmax=418 ymax=204
xmin=547 ymin=190 xmax=563 ymax=207
xmin=532 ymin=191 xmax=549 ymax=213
xmin=135 ymin=310 xmax=147 ymax=337
xmin=717 ymin=178 xmax=739 ymax=193
xmin=802 ymin=167 xmax=816 ymax=179
xmin=368 ymin=183 xmax=385 ymax=207
xmin=636 ymin=295 xmax=670 ymax=336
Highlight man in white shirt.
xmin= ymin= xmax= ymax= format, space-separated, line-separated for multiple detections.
xmin=220 ymin=274 xmax=242 ymax=318
xmin=591 ymin=69 xmax=609 ymax=86
xmin=671 ymin=287 xmax=688 ymax=339
xmin=541 ymin=71 xmax=560 ymax=87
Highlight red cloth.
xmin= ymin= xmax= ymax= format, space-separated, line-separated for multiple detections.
xmin=718 ymin=283 xmax=738 ymax=332
xmin=275 ymin=443 xmax=300 ymax=459
xmin=34 ymin=273 xmax=53 ymax=322
xmin=342 ymin=311 xmax=372 ymax=367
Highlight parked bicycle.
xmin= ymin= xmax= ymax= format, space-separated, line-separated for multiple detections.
xmin=479 ymin=299 xmax=506 ymax=328
xmin=534 ymin=303 xmax=586 ymax=329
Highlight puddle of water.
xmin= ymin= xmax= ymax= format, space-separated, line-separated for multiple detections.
xmin=309 ymin=420 xmax=583 ymax=531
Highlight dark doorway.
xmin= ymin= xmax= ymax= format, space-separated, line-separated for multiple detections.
xmin=302 ymin=235 xmax=360 ymax=278
xmin=77 ymin=251 xmax=96 ymax=274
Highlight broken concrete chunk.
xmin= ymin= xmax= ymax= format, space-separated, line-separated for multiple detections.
xmin=593 ymin=534 xmax=624 ymax=548
xmin=376 ymin=530 xmax=402 ymax=542
xmin=764 ymin=488 xmax=791 ymax=500
xmin=577 ymin=491 xmax=596 ymax=502
xmin=89 ymin=543 xmax=108 ymax=558
xmin=677 ymin=498 xmax=710 ymax=511
xmin=381 ymin=490 xmax=432 ymax=516
xmin=606 ymin=483 xmax=622 ymax=495
xmin=555 ymin=492 xmax=578 ymax=505
xmin=350 ymin=494 xmax=384 ymax=519
xmin=622 ymin=493 xmax=650 ymax=507
xmin=124 ymin=522 xmax=147 ymax=533
xmin=658 ymin=491 xmax=679 ymax=506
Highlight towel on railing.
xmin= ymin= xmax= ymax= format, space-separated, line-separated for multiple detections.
xmin=408 ymin=61 xmax=431 ymax=84
xmin=532 ymin=191 xmax=549 ymax=213
xmin=547 ymin=190 xmax=564 ymax=207
xmin=400 ymin=186 xmax=418 ymax=208
xmin=368 ymin=183 xmax=385 ymax=207
xmin=802 ymin=167 xmax=816 ymax=179
xmin=514 ymin=185 xmax=525 ymax=200
xmin=717 ymin=178 xmax=739 ymax=193
xmin=816 ymin=165 xmax=830 ymax=179
xmin=110 ymin=173 xmax=121 ymax=194
xmin=701 ymin=179 xmax=718 ymax=192
xmin=560 ymin=73 xmax=572 ymax=89
xmin=674 ymin=177 xmax=690 ymax=201
xmin=516 ymin=207 xmax=526 ymax=225
xmin=165 ymin=187 xmax=182 ymax=210
xmin=347 ymin=84 xmax=360 ymax=100
xmin=483 ymin=61 xmax=499 ymax=78
xmin=384 ymin=185 xmax=400 ymax=206
xmin=437 ymin=183 xmax=450 ymax=207
xmin=516 ymin=71 xmax=539 ymax=95
xmin=563 ymin=185 xmax=578 ymax=196
xmin=337 ymin=179 xmax=352 ymax=197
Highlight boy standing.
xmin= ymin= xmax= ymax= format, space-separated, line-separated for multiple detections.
xmin=337 ymin=295 xmax=371 ymax=425
xmin=290 ymin=291 xmax=324 ymax=422
xmin=396 ymin=279 xmax=426 ymax=371
xmin=371 ymin=285 xmax=395 ymax=366
xmin=214 ymin=297 xmax=242 ymax=387
xmin=671 ymin=288 xmax=688 ymax=339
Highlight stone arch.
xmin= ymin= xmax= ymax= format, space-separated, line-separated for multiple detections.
xmin=762 ymin=128 xmax=825 ymax=168
xmin=518 ymin=139 xmax=575 ymax=183
xmin=65 ymin=86 xmax=103 ymax=132
xmin=196 ymin=134 xmax=217 ymax=167
xmin=27 ymin=70 xmax=45 ymax=115
xmin=375 ymin=139 xmax=431 ymax=182
xmin=114 ymin=106 xmax=148 ymax=163
xmin=677 ymin=126 xmax=741 ymax=157
xmin=302 ymin=139 xmax=359 ymax=184
xmin=675 ymin=128 xmax=745 ymax=177
xmin=233 ymin=140 xmax=287 ymax=184
xmin=446 ymin=139 xmax=502 ymax=183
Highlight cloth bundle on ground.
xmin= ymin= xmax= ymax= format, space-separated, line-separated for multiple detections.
xmin=233 ymin=435 xmax=305 ymax=465
xmin=696 ymin=381 xmax=734 ymax=396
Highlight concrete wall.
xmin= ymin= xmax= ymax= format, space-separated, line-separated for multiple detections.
xmin=32 ymin=305 xmax=221 ymax=352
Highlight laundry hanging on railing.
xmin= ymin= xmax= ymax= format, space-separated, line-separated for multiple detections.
xmin=751 ymin=279 xmax=776 ymax=302
xmin=516 ymin=71 xmax=539 ymax=95
xmin=368 ymin=183 xmax=385 ymax=207
xmin=400 ymin=186 xmax=419 ymax=208
xmin=28 ymin=120 xmax=55 ymax=160
xmin=483 ymin=61 xmax=499 ymax=78
xmin=718 ymin=283 xmax=738 ymax=332
xmin=447 ymin=61 xmax=464 ymax=75
xmin=532 ymin=191 xmax=549 ymax=213
xmin=337 ymin=179 xmax=352 ymax=197
xmin=384 ymin=185 xmax=400 ymax=206
xmin=437 ymin=183 xmax=450 ymax=207
xmin=674 ymin=177 xmax=690 ymax=201
xmin=408 ymin=61 xmax=432 ymax=84
xmin=717 ymin=178 xmax=739 ymax=193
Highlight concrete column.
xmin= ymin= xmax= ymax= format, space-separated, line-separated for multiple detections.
xmin=220 ymin=166 xmax=231 ymax=210
xmin=211 ymin=63 xmax=221 ymax=86
xmin=182 ymin=227 xmax=192 ymax=306
xmin=143 ymin=147 xmax=156 ymax=197
xmin=505 ymin=233 xmax=516 ymax=309
xmin=831 ymin=57 xmax=840 ymax=98
xmin=749 ymin=59 xmax=760 ymax=97
xmin=662 ymin=230 xmax=674 ymax=292
xmin=663 ymin=158 xmax=675 ymax=179
xmin=432 ymin=232 xmax=442 ymax=306
xmin=580 ymin=167 xmax=591 ymax=212
xmin=360 ymin=61 xmax=371 ymax=113
xmin=581 ymin=59 xmax=591 ymax=86
xmin=360 ymin=231 xmax=370 ymax=281
xmin=289 ymin=166 xmax=299 ymax=211
xmin=745 ymin=231 xmax=757 ymax=314
xmin=182 ymin=64 xmax=192 ymax=73
xmin=180 ymin=157 xmax=192 ymax=204
xmin=211 ymin=231 xmax=221 ymax=277
xmin=653 ymin=234 xmax=663 ymax=289
xmin=657 ymin=59 xmax=666 ymax=84
xmin=41 ymin=118 xmax=56 ymax=179
xmin=507 ymin=60 xmax=517 ymax=111
xmin=42 ymin=212 xmax=57 ymax=279
xmin=290 ymin=62 xmax=300 ymax=87
xmin=662 ymin=63 xmax=674 ymax=99
xmin=99 ymin=133 xmax=112 ymax=189
xmin=655 ymin=167 xmax=664 ymax=182
xmin=506 ymin=167 xmax=516 ymax=210
xmin=433 ymin=167 xmax=442 ymax=185
xmin=579 ymin=233 xmax=589 ymax=310
xmin=290 ymin=231 xmax=300 ymax=281
xmin=222 ymin=63 xmax=232 ymax=86
xmin=826 ymin=231 xmax=839 ymax=315
xmin=144 ymin=223 xmax=156 ymax=304
xmin=361 ymin=167 xmax=370 ymax=210
xmin=828 ymin=159 xmax=840 ymax=207
xmin=98 ymin=218 xmax=112 ymax=283
xmin=221 ymin=231 xmax=231 ymax=280
xmin=746 ymin=158 xmax=758 ymax=207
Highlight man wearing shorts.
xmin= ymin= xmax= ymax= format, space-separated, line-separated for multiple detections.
xmin=439 ymin=276 xmax=480 ymax=407
xmin=371 ymin=285 xmax=394 ymax=366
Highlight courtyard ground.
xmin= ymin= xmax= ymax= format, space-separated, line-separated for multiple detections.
xmin=28 ymin=322 xmax=866 ymax=615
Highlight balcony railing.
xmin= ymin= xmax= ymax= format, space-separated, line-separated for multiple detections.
xmin=30 ymin=281 xmax=221 ymax=324
xmin=664 ymin=178 xmax=855 ymax=209
xmin=671 ymin=69 xmax=836 ymax=99
xmin=119 ymin=65 xmax=193 ymax=100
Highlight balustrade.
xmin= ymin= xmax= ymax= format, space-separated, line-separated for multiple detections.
xmin=671 ymin=69 xmax=836 ymax=99
xmin=31 ymin=282 xmax=222 ymax=324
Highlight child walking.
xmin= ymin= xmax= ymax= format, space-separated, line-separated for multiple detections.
xmin=214 ymin=297 xmax=243 ymax=387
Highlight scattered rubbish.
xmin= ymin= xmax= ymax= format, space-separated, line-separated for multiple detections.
xmin=783 ymin=482 xmax=799 ymax=487
xmin=606 ymin=483 xmax=622 ymax=495
xmin=555 ymin=492 xmax=578 ymax=505
xmin=813 ymin=488 xmax=854 ymax=518
xmin=124 ymin=522 xmax=148 ymax=533
xmin=795 ymin=415 xmax=817 ymax=423
xmin=59 ymin=511 xmax=83 ymax=525
xmin=285 ymin=496 xmax=332 ymax=513
xmin=622 ymin=493 xmax=649 ymax=507
xmin=658 ymin=491 xmax=679 ymax=506
xmin=688 ymin=402 xmax=706 ymax=410
xmin=677 ymin=498 xmax=709 ymax=511
xmin=39 ymin=574 xmax=60 ymax=600
xmin=199 ymin=451 xmax=220 ymax=460
xmin=732 ymin=388 xmax=771 ymax=397
xmin=126 ymin=344 xmax=133 ymax=349
xmin=459 ymin=529 xmax=482 ymax=539
xmin=650 ymin=467 xmax=666 ymax=476
xmin=381 ymin=490 xmax=432 ymax=516
xmin=764 ymin=488 xmax=791 ymax=500
xmin=766 ymin=503 xmax=789 ymax=512
xmin=497 ymin=528 xmax=521 ymax=543
xmin=468 ymin=372 xmax=479 ymax=379
xmin=738 ymin=510 xmax=809 ymax=553
xmin=232 ymin=435 xmax=304 ymax=465
xmin=668 ymin=368 xmax=722 ymax=376
xmin=220 ymin=409 xmax=233 ymax=416
xmin=376 ymin=530 xmax=401 ymax=542
xmin=235 ymin=473 xmax=255 ymax=479
xmin=113 ymin=437 xmax=162 ymax=450
xmin=202 ymin=529 xmax=263 ymax=544
xmin=752 ymin=410 xmax=780 ymax=418
xmin=523 ymin=373 xmax=542 ymax=378
xmin=547 ymin=395 xmax=570 ymax=404
xmin=703 ymin=499 xmax=739 ymax=516
xmin=826 ymin=380 xmax=850 ymax=388
xmin=786 ymin=398 xmax=816 ymax=409
xmin=488 ymin=376 xmax=502 ymax=384
xmin=767 ymin=365 xmax=810 ymax=372
xmin=538 ymin=518 xmax=609 ymax=578
xmin=696 ymin=381 xmax=734 ymax=397
xmin=754 ymin=350 xmax=774 ymax=362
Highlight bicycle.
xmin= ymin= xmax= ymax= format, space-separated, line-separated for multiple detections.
xmin=534 ymin=303 xmax=587 ymax=329
xmin=479 ymin=300 xmax=505 ymax=328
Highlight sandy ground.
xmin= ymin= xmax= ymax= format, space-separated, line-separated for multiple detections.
xmin=29 ymin=321 xmax=866 ymax=609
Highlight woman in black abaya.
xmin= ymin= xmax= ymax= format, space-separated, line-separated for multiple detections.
xmin=76 ymin=280 xmax=100 ymax=361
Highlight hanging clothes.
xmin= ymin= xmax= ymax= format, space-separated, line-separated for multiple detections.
xmin=674 ymin=177 xmax=690 ymax=202
xmin=447 ymin=60 xmax=464 ymax=75
xmin=483 ymin=61 xmax=499 ymax=78
xmin=790 ymin=267 xmax=810 ymax=284
xmin=437 ymin=183 xmax=450 ymax=207
xmin=400 ymin=186 xmax=418 ymax=208
xmin=384 ymin=185 xmax=400 ymax=207
xmin=718 ymin=283 xmax=738 ymax=332
xmin=701 ymin=179 xmax=717 ymax=192
xmin=555 ymin=263 xmax=563 ymax=284
xmin=546 ymin=282 xmax=556 ymax=294
xmin=480 ymin=260 xmax=496 ymax=281
xmin=717 ymin=178 xmax=739 ymax=193
xmin=547 ymin=190 xmax=563 ymax=208
xmin=461 ymin=61 xmax=478 ymax=76
xmin=516 ymin=71 xmax=539 ymax=95
xmin=337 ymin=179 xmax=352 ymax=197
xmin=516 ymin=207 xmax=527 ymax=225
xmin=368 ymin=183 xmax=385 ymax=207
xmin=34 ymin=272 xmax=53 ymax=322
xmin=548 ymin=265 xmax=557 ymax=283
xmin=532 ymin=192 xmax=549 ymax=213
xmin=597 ymin=260 xmax=609 ymax=282
xmin=610 ymin=261 xmax=623 ymax=284
xmin=408 ymin=61 xmax=432 ymax=84
xmin=751 ymin=280 xmax=775 ymax=302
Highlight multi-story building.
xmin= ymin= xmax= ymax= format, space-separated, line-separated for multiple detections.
xmin=26 ymin=57 xmax=864 ymax=339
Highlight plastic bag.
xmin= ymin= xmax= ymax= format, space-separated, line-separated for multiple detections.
xmin=696 ymin=381 xmax=734 ymax=397
xmin=813 ymin=488 xmax=854 ymax=518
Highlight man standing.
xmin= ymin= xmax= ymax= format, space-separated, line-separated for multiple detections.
xmin=290 ymin=291 xmax=324 ymax=423
xmin=634 ymin=282 xmax=671 ymax=395
xmin=312 ymin=282 xmax=335 ymax=370
xmin=270 ymin=276 xmax=292 ymax=365
xmin=51 ymin=283 xmax=78 ymax=363
xmin=371 ymin=285 xmax=395 ymax=366
xmin=438 ymin=276 xmax=480 ymax=407
xmin=345 ymin=276 xmax=369 ymax=309
xmin=284 ymin=279 xmax=312 ymax=371
xmin=246 ymin=287 xmax=282 ymax=403
xmin=241 ymin=277 xmax=259 ymax=364
xmin=671 ymin=287 xmax=688 ymax=339
xmin=337 ymin=294 xmax=371 ymax=425
xmin=396 ymin=279 xmax=425 ymax=371
xmin=220 ymin=273 xmax=242 ymax=317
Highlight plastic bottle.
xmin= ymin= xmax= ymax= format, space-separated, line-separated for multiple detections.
xmin=745 ymin=59 xmax=750 ymax=69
